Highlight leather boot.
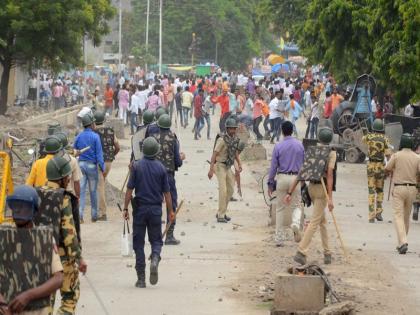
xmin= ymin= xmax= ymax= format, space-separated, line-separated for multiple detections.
xmin=135 ymin=269 xmax=146 ymax=288
xmin=413 ymin=203 xmax=419 ymax=221
xmin=150 ymin=255 xmax=161 ymax=285
xmin=165 ymin=225 xmax=181 ymax=245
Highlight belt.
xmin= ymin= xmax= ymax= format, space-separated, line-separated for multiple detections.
xmin=369 ymin=159 xmax=384 ymax=163
xmin=278 ymin=172 xmax=298 ymax=175
xmin=394 ymin=183 xmax=416 ymax=187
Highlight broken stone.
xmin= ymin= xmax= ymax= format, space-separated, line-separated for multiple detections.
xmin=196 ymin=150 xmax=204 ymax=153
xmin=200 ymin=202 xmax=204 ymax=205
xmin=211 ymin=225 xmax=215 ymax=229
xmin=203 ymin=222 xmax=208 ymax=226
xmin=232 ymin=287 xmax=239 ymax=292
xmin=218 ymin=298 xmax=223 ymax=302
xmin=180 ymin=231 xmax=186 ymax=236
xmin=319 ymin=301 xmax=356 ymax=315
xmin=246 ymin=203 xmax=250 ymax=206
xmin=200 ymin=245 xmax=204 ymax=249
xmin=186 ymin=218 xmax=192 ymax=222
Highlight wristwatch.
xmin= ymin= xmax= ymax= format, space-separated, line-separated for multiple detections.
xmin=286 ymin=191 xmax=292 ymax=196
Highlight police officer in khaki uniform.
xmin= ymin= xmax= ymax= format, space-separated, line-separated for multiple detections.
xmin=37 ymin=156 xmax=87 ymax=314
xmin=362 ymin=119 xmax=391 ymax=222
xmin=284 ymin=126 xmax=336 ymax=265
xmin=385 ymin=134 xmax=420 ymax=254
xmin=208 ymin=118 xmax=243 ymax=223
xmin=94 ymin=111 xmax=120 ymax=221
xmin=0 ymin=185 xmax=63 ymax=315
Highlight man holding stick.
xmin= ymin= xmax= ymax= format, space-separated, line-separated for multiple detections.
xmin=284 ymin=124 xmax=336 ymax=265
xmin=123 ymin=137 xmax=175 ymax=288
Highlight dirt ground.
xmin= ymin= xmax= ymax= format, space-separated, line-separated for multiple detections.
xmin=3 ymin=110 xmax=420 ymax=314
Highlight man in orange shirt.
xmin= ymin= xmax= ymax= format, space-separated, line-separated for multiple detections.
xmin=331 ymin=88 xmax=344 ymax=111
xmin=104 ymin=83 xmax=114 ymax=114
xmin=213 ymin=88 xmax=230 ymax=133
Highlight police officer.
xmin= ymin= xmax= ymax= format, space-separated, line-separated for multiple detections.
xmin=73 ymin=112 xmax=105 ymax=223
xmin=123 ymin=137 xmax=175 ymax=288
xmin=26 ymin=136 xmax=63 ymax=187
xmin=94 ymin=110 xmax=120 ymax=221
xmin=131 ymin=109 xmax=155 ymax=162
xmin=146 ymin=107 xmax=168 ymax=137
xmin=385 ymin=134 xmax=420 ymax=254
xmin=37 ymin=156 xmax=87 ymax=314
xmin=0 ymin=185 xmax=63 ymax=315
xmin=362 ymin=119 xmax=391 ymax=223
xmin=208 ymin=118 xmax=243 ymax=223
xmin=150 ymin=114 xmax=184 ymax=245
xmin=284 ymin=125 xmax=336 ymax=265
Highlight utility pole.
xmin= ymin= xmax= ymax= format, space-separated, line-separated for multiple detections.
xmin=118 ymin=0 xmax=122 ymax=73
xmin=145 ymin=0 xmax=150 ymax=73
xmin=191 ymin=33 xmax=196 ymax=66
xmin=159 ymin=0 xmax=162 ymax=75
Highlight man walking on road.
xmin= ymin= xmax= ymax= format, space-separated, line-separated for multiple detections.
xmin=268 ymin=121 xmax=304 ymax=246
xmin=284 ymin=124 xmax=337 ymax=265
xmin=94 ymin=111 xmax=120 ymax=221
xmin=73 ymin=112 xmax=104 ymax=223
xmin=208 ymin=118 xmax=242 ymax=223
xmin=385 ymin=134 xmax=420 ymax=254
xmin=150 ymin=114 xmax=184 ymax=245
xmin=362 ymin=119 xmax=391 ymax=223
xmin=123 ymin=137 xmax=175 ymax=288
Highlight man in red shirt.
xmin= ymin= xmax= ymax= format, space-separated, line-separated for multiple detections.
xmin=104 ymin=83 xmax=114 ymax=114
xmin=323 ymin=91 xmax=333 ymax=118
xmin=213 ymin=88 xmax=230 ymax=133
xmin=193 ymin=89 xmax=204 ymax=140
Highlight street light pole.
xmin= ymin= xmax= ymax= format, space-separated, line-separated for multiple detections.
xmin=145 ymin=0 xmax=150 ymax=73
xmin=159 ymin=0 xmax=162 ymax=75
xmin=118 ymin=0 xmax=122 ymax=72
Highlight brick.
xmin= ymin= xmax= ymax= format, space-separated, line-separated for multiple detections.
xmin=274 ymin=273 xmax=325 ymax=313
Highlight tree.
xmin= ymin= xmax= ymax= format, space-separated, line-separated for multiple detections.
xmin=127 ymin=0 xmax=274 ymax=70
xmin=0 ymin=0 xmax=115 ymax=114
xmin=131 ymin=43 xmax=156 ymax=68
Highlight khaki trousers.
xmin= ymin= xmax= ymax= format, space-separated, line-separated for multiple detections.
xmin=98 ymin=162 xmax=112 ymax=217
xmin=215 ymin=162 xmax=235 ymax=218
xmin=298 ymin=183 xmax=330 ymax=256
xmin=275 ymin=174 xmax=300 ymax=241
xmin=392 ymin=185 xmax=417 ymax=246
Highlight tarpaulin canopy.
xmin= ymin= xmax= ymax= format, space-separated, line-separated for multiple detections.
xmin=167 ymin=66 xmax=193 ymax=71
xmin=267 ymin=54 xmax=285 ymax=65
xmin=271 ymin=63 xmax=290 ymax=73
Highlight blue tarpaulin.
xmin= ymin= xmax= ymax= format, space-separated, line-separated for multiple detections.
xmin=271 ymin=63 xmax=290 ymax=73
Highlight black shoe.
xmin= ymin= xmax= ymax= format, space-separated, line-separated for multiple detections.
xmin=375 ymin=213 xmax=383 ymax=221
xmin=217 ymin=217 xmax=228 ymax=223
xmin=230 ymin=197 xmax=238 ymax=202
xmin=91 ymin=217 xmax=98 ymax=223
xmin=293 ymin=251 xmax=307 ymax=265
xmin=135 ymin=269 xmax=146 ymax=288
xmin=165 ymin=226 xmax=181 ymax=245
xmin=324 ymin=254 xmax=332 ymax=265
xmin=150 ymin=255 xmax=161 ymax=285
xmin=97 ymin=215 xmax=107 ymax=221
xmin=397 ymin=243 xmax=408 ymax=255
xmin=224 ymin=215 xmax=231 ymax=222
xmin=413 ymin=204 xmax=419 ymax=221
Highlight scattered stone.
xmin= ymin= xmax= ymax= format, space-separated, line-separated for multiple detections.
xmin=180 ymin=231 xmax=186 ymax=236
xmin=180 ymin=253 xmax=184 ymax=256
xmin=184 ymin=173 xmax=188 ymax=175
xmin=246 ymin=203 xmax=250 ymax=206
xmin=338 ymin=202 xmax=342 ymax=206
xmin=203 ymin=222 xmax=208 ymax=226
xmin=319 ymin=301 xmax=356 ymax=315
xmin=209 ymin=197 xmax=213 ymax=199
xmin=126 ymin=263 xmax=132 ymax=268
xmin=357 ymin=214 xmax=362 ymax=218
xmin=200 ymin=202 xmax=204 ymax=205
xmin=388 ymin=220 xmax=392 ymax=223
xmin=186 ymin=218 xmax=192 ymax=222
xmin=232 ymin=287 xmax=239 ymax=292
xmin=196 ymin=149 xmax=204 ymax=153
xmin=218 ymin=298 xmax=223 ymax=302
xmin=211 ymin=225 xmax=216 ymax=229
xmin=200 ymin=245 xmax=204 ymax=249
xmin=362 ymin=243 xmax=366 ymax=246
xmin=357 ymin=248 xmax=363 ymax=251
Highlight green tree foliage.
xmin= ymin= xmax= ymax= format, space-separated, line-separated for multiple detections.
xmin=0 ymin=0 xmax=115 ymax=114
xmin=262 ymin=0 xmax=420 ymax=105
xmin=126 ymin=0 xmax=274 ymax=70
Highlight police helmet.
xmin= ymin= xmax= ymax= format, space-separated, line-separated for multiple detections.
xmin=143 ymin=110 xmax=155 ymax=125
xmin=157 ymin=114 xmax=171 ymax=129
xmin=6 ymin=185 xmax=40 ymax=221
xmin=44 ymin=136 xmax=63 ymax=154
xmin=94 ymin=111 xmax=106 ymax=125
xmin=225 ymin=118 xmax=238 ymax=129
xmin=400 ymin=133 xmax=414 ymax=150
xmin=372 ymin=119 xmax=384 ymax=132
xmin=142 ymin=137 xmax=160 ymax=158
xmin=46 ymin=156 xmax=72 ymax=181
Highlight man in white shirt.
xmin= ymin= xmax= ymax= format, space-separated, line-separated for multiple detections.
xmin=309 ymin=94 xmax=319 ymax=139
xmin=269 ymin=90 xmax=285 ymax=143
xmin=371 ymin=95 xmax=378 ymax=116
xmin=129 ymin=86 xmax=141 ymax=135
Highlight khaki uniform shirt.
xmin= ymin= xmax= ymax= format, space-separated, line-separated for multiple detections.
xmin=385 ymin=149 xmax=420 ymax=184
xmin=66 ymin=155 xmax=82 ymax=195
xmin=214 ymin=137 xmax=228 ymax=163
xmin=327 ymin=150 xmax=337 ymax=170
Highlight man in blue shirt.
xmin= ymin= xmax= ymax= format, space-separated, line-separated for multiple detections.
xmin=123 ymin=137 xmax=175 ymax=288
xmin=73 ymin=112 xmax=104 ymax=223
